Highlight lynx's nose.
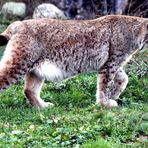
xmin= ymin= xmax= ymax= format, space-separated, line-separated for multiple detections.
xmin=0 ymin=35 xmax=8 ymax=46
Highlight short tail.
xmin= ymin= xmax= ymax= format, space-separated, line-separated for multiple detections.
xmin=0 ymin=34 xmax=9 ymax=46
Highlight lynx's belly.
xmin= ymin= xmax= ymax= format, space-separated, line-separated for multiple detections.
xmin=33 ymin=60 xmax=69 ymax=82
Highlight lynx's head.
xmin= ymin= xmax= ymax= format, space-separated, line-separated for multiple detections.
xmin=139 ymin=21 xmax=148 ymax=50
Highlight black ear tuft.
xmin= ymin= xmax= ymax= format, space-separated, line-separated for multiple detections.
xmin=0 ymin=35 xmax=8 ymax=46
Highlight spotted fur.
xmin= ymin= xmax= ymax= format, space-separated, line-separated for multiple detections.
xmin=0 ymin=15 xmax=147 ymax=108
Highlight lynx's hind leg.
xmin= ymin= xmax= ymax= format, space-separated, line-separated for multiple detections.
xmin=0 ymin=34 xmax=33 ymax=92
xmin=110 ymin=68 xmax=128 ymax=100
xmin=24 ymin=72 xmax=54 ymax=108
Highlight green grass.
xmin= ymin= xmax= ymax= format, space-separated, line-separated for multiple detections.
xmin=0 ymin=74 xmax=147 ymax=147
xmin=0 ymin=24 xmax=148 ymax=147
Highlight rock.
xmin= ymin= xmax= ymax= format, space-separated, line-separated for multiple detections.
xmin=116 ymin=0 xmax=128 ymax=15
xmin=33 ymin=3 xmax=67 ymax=19
xmin=1 ymin=2 xmax=26 ymax=18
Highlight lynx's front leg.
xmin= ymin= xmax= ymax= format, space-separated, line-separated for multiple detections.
xmin=96 ymin=60 xmax=121 ymax=107
xmin=96 ymin=66 xmax=128 ymax=107
xmin=110 ymin=68 xmax=128 ymax=100
xmin=96 ymin=71 xmax=118 ymax=108
xmin=24 ymin=72 xmax=54 ymax=108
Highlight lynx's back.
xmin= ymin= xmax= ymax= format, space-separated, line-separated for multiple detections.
xmin=18 ymin=17 xmax=112 ymax=81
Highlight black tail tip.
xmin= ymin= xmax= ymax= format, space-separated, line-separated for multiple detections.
xmin=0 ymin=35 xmax=8 ymax=46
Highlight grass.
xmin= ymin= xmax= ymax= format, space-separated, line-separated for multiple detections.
xmin=0 ymin=24 xmax=148 ymax=147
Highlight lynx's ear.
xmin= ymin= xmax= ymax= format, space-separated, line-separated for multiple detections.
xmin=0 ymin=35 xmax=8 ymax=46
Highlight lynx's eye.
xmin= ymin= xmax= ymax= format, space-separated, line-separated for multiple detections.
xmin=0 ymin=35 xmax=8 ymax=46
xmin=144 ymin=34 xmax=148 ymax=44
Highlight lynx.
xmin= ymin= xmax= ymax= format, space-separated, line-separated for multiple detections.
xmin=0 ymin=15 xmax=147 ymax=108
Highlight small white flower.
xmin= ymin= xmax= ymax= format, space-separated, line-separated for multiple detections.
xmin=11 ymin=130 xmax=22 ymax=135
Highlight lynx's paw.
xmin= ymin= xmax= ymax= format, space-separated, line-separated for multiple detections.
xmin=38 ymin=101 xmax=54 ymax=108
xmin=96 ymin=91 xmax=118 ymax=108
xmin=34 ymin=99 xmax=54 ymax=108
xmin=97 ymin=99 xmax=118 ymax=108
xmin=107 ymin=99 xmax=118 ymax=108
